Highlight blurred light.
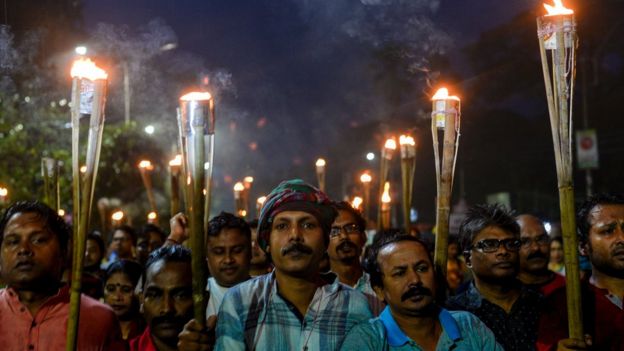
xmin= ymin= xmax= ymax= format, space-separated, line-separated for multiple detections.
xmin=80 ymin=166 xmax=87 ymax=173
xmin=239 ymin=210 xmax=247 ymax=217
xmin=544 ymin=222 xmax=552 ymax=234
xmin=233 ymin=182 xmax=245 ymax=192
xmin=366 ymin=152 xmax=375 ymax=161
xmin=384 ymin=138 xmax=397 ymax=150
xmin=138 ymin=160 xmax=153 ymax=170
xmin=75 ymin=46 xmax=87 ymax=55
xmin=160 ymin=42 xmax=177 ymax=51
xmin=351 ymin=196 xmax=363 ymax=210
xmin=180 ymin=92 xmax=211 ymax=101
xmin=204 ymin=162 xmax=210 ymax=170
xmin=381 ymin=182 xmax=391 ymax=203
xmin=256 ymin=117 xmax=267 ymax=128
xmin=244 ymin=176 xmax=254 ymax=184
xmin=316 ymin=158 xmax=326 ymax=167
xmin=24 ymin=96 xmax=30 ymax=103
xmin=257 ymin=196 xmax=267 ymax=205
xmin=59 ymin=99 xmax=67 ymax=106
xmin=111 ymin=211 xmax=124 ymax=221
xmin=248 ymin=142 xmax=258 ymax=151
xmin=147 ymin=211 xmax=158 ymax=220
xmin=169 ymin=155 xmax=182 ymax=167
xmin=58 ymin=209 xmax=65 ymax=217
xmin=144 ymin=125 xmax=155 ymax=135
xmin=360 ymin=173 xmax=372 ymax=183
xmin=0 ymin=187 xmax=7 ymax=196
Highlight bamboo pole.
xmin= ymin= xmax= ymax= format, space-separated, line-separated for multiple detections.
xmin=537 ymin=11 xmax=583 ymax=339
xmin=399 ymin=135 xmax=417 ymax=233
xmin=138 ymin=160 xmax=158 ymax=213
xmin=315 ymin=158 xmax=326 ymax=193
xmin=169 ymin=156 xmax=182 ymax=216
xmin=377 ymin=139 xmax=396 ymax=231
xmin=360 ymin=172 xmax=372 ymax=221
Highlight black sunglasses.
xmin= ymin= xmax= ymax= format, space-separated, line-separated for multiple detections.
xmin=469 ymin=238 xmax=522 ymax=253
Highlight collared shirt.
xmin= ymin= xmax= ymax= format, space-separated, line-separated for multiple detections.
xmin=589 ymin=276 xmax=624 ymax=309
xmin=350 ymin=272 xmax=385 ymax=316
xmin=0 ymin=285 xmax=124 ymax=351
xmin=446 ymin=281 xmax=542 ymax=351
xmin=129 ymin=327 xmax=157 ymax=351
xmin=215 ymin=271 xmax=373 ymax=351
xmin=524 ymin=273 xmax=566 ymax=297
xmin=340 ymin=306 xmax=503 ymax=350
xmin=206 ymin=277 xmax=230 ymax=318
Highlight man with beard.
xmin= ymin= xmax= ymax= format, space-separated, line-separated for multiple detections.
xmin=204 ymin=180 xmax=372 ymax=350
xmin=516 ymin=214 xmax=565 ymax=296
xmin=341 ymin=233 xmax=502 ymax=350
xmin=446 ymin=204 xmax=544 ymax=351
xmin=130 ymin=245 xmax=194 ymax=351
xmin=329 ymin=201 xmax=384 ymax=315
xmin=0 ymin=201 xmax=122 ymax=350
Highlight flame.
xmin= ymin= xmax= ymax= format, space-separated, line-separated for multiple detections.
xmin=234 ymin=182 xmax=245 ymax=192
xmin=244 ymin=176 xmax=254 ymax=183
xmin=70 ymin=58 xmax=108 ymax=81
xmin=257 ymin=196 xmax=267 ymax=205
xmin=384 ymin=138 xmax=397 ymax=150
xmin=80 ymin=166 xmax=87 ymax=173
xmin=381 ymin=182 xmax=391 ymax=203
xmin=169 ymin=154 xmax=182 ymax=167
xmin=431 ymin=87 xmax=460 ymax=101
xmin=0 ymin=187 xmax=7 ymax=196
xmin=111 ymin=210 xmax=124 ymax=221
xmin=138 ymin=160 xmax=153 ymax=170
xmin=544 ymin=0 xmax=573 ymax=16
xmin=180 ymin=91 xmax=212 ymax=101
xmin=360 ymin=173 xmax=372 ymax=183
xmin=352 ymin=196 xmax=363 ymax=210
xmin=239 ymin=210 xmax=247 ymax=217
xmin=399 ymin=135 xmax=416 ymax=146
xmin=316 ymin=158 xmax=326 ymax=167
xmin=147 ymin=211 xmax=158 ymax=220
xmin=58 ymin=209 xmax=65 ymax=216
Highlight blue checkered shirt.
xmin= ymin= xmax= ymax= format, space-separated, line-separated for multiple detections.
xmin=215 ymin=272 xmax=373 ymax=351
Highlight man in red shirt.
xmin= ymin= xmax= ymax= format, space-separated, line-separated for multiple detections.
xmin=0 ymin=201 xmax=123 ymax=350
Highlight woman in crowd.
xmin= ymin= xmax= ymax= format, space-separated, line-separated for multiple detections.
xmin=103 ymin=259 xmax=145 ymax=340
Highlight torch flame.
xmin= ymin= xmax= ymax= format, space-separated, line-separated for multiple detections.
xmin=257 ymin=196 xmax=267 ymax=205
xmin=111 ymin=210 xmax=124 ymax=221
xmin=244 ymin=176 xmax=254 ymax=183
xmin=432 ymin=87 xmax=460 ymax=101
xmin=0 ymin=187 xmax=7 ymax=196
xmin=70 ymin=58 xmax=108 ymax=81
xmin=138 ymin=160 xmax=153 ymax=170
xmin=316 ymin=158 xmax=326 ymax=167
xmin=180 ymin=92 xmax=212 ymax=101
xmin=399 ymin=135 xmax=416 ymax=146
xmin=169 ymin=154 xmax=182 ymax=167
xmin=352 ymin=196 xmax=363 ymax=210
xmin=381 ymin=182 xmax=391 ymax=203
xmin=147 ymin=211 xmax=158 ymax=220
xmin=233 ymin=182 xmax=245 ymax=192
xmin=360 ymin=173 xmax=372 ymax=183
xmin=384 ymin=139 xmax=397 ymax=150
xmin=544 ymin=0 xmax=573 ymax=16
xmin=58 ymin=209 xmax=65 ymax=217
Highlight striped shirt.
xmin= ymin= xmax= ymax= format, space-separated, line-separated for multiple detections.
xmin=216 ymin=272 xmax=373 ymax=351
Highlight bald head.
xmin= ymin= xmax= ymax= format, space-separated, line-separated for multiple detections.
xmin=516 ymin=214 xmax=550 ymax=276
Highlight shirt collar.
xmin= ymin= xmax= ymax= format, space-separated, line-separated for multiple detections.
xmin=463 ymin=282 xmax=484 ymax=309
xmin=379 ymin=306 xmax=462 ymax=347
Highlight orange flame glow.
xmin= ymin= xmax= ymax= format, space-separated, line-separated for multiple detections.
xmin=233 ymin=182 xmax=245 ymax=192
xmin=399 ymin=135 xmax=416 ymax=146
xmin=70 ymin=58 xmax=108 ymax=81
xmin=432 ymin=88 xmax=460 ymax=101
xmin=257 ymin=196 xmax=267 ymax=205
xmin=169 ymin=155 xmax=182 ymax=167
xmin=381 ymin=182 xmax=391 ymax=203
xmin=180 ymin=92 xmax=212 ymax=101
xmin=147 ymin=211 xmax=158 ymax=220
xmin=111 ymin=211 xmax=124 ymax=221
xmin=351 ymin=196 xmax=363 ymax=210
xmin=360 ymin=173 xmax=372 ymax=183
xmin=544 ymin=0 xmax=573 ymax=16
xmin=138 ymin=160 xmax=154 ymax=170
xmin=384 ymin=139 xmax=397 ymax=150
xmin=316 ymin=158 xmax=326 ymax=167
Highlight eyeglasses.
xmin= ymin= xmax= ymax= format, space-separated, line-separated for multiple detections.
xmin=329 ymin=223 xmax=361 ymax=238
xmin=520 ymin=234 xmax=550 ymax=248
xmin=470 ymin=238 xmax=522 ymax=253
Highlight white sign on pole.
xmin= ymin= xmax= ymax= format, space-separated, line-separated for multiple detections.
xmin=576 ymin=129 xmax=599 ymax=170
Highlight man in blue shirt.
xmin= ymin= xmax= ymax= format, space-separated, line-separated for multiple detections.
xmin=341 ymin=232 xmax=502 ymax=350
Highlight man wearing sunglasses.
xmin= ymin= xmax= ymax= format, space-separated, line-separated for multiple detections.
xmin=328 ymin=201 xmax=384 ymax=315
xmin=516 ymin=214 xmax=565 ymax=296
xmin=446 ymin=204 xmax=543 ymax=351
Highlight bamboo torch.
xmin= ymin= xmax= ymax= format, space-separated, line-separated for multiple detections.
xmin=377 ymin=138 xmax=396 ymax=230
xmin=256 ymin=196 xmax=267 ymax=218
xmin=243 ymin=176 xmax=254 ymax=219
xmin=41 ymin=157 xmax=61 ymax=211
xmin=360 ymin=172 xmax=372 ymax=221
xmin=234 ymin=182 xmax=245 ymax=217
xmin=431 ymin=87 xmax=461 ymax=276
xmin=315 ymin=158 xmax=326 ymax=192
xmin=138 ymin=160 xmax=157 ymax=215
xmin=380 ymin=182 xmax=392 ymax=230
xmin=169 ymin=155 xmax=182 ymax=216
xmin=537 ymin=0 xmax=583 ymax=339
xmin=111 ymin=210 xmax=125 ymax=227
xmin=0 ymin=187 xmax=8 ymax=209
xmin=67 ymin=58 xmax=108 ymax=351
xmin=178 ymin=91 xmax=215 ymax=326
xmin=351 ymin=196 xmax=363 ymax=212
xmin=399 ymin=135 xmax=417 ymax=232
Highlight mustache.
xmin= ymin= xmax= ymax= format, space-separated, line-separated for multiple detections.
xmin=401 ymin=285 xmax=432 ymax=302
xmin=527 ymin=251 xmax=548 ymax=260
xmin=337 ymin=240 xmax=358 ymax=252
xmin=150 ymin=314 xmax=187 ymax=328
xmin=281 ymin=242 xmax=313 ymax=256
xmin=612 ymin=244 xmax=624 ymax=255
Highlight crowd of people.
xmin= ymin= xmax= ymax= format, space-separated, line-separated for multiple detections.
xmin=0 ymin=178 xmax=623 ymax=350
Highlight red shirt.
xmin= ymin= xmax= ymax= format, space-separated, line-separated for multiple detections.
xmin=0 ymin=285 xmax=125 ymax=351
xmin=539 ymin=273 xmax=566 ymax=297
xmin=129 ymin=327 xmax=157 ymax=351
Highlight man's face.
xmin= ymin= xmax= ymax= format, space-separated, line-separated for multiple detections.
xmin=268 ymin=210 xmax=326 ymax=278
xmin=111 ymin=230 xmax=133 ymax=258
xmin=250 ymin=227 xmax=268 ymax=266
xmin=142 ymin=260 xmax=193 ymax=347
xmin=467 ymin=225 xmax=519 ymax=282
xmin=147 ymin=232 xmax=164 ymax=253
xmin=374 ymin=241 xmax=437 ymax=317
xmin=584 ymin=204 xmax=624 ymax=279
xmin=84 ymin=238 xmax=103 ymax=268
xmin=0 ymin=212 xmax=65 ymax=290
xmin=327 ymin=210 xmax=366 ymax=265
xmin=517 ymin=216 xmax=550 ymax=274
xmin=206 ymin=228 xmax=251 ymax=287
xmin=104 ymin=272 xmax=135 ymax=319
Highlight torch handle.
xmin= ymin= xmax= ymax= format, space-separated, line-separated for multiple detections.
xmin=400 ymin=158 xmax=413 ymax=233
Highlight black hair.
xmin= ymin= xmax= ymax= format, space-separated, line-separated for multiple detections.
xmin=144 ymin=245 xmax=192 ymax=287
xmin=577 ymin=193 xmax=624 ymax=245
xmin=140 ymin=223 xmax=166 ymax=243
xmin=111 ymin=225 xmax=137 ymax=245
xmin=248 ymin=219 xmax=259 ymax=229
xmin=458 ymin=204 xmax=519 ymax=255
xmin=87 ymin=231 xmax=106 ymax=258
xmin=331 ymin=201 xmax=367 ymax=233
xmin=0 ymin=201 xmax=70 ymax=254
xmin=207 ymin=211 xmax=251 ymax=240
xmin=105 ymin=259 xmax=143 ymax=288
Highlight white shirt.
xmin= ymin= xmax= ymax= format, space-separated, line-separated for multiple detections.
xmin=206 ymin=277 xmax=230 ymax=317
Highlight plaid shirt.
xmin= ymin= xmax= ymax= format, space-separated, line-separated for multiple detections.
xmin=216 ymin=272 xmax=373 ymax=351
